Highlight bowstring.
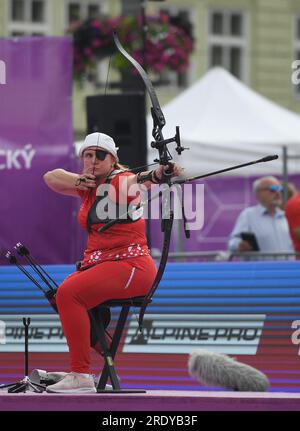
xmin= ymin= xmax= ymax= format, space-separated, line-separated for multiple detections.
xmin=103 ymin=52 xmax=142 ymax=337
xmin=89 ymin=54 xmax=112 ymax=183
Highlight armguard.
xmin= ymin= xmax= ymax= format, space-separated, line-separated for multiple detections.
xmin=136 ymin=170 xmax=161 ymax=184
xmin=136 ymin=170 xmax=154 ymax=183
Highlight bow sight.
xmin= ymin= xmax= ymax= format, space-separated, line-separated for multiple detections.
xmin=151 ymin=126 xmax=189 ymax=165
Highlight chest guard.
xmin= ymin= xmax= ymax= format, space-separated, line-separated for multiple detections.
xmin=87 ymin=171 xmax=143 ymax=228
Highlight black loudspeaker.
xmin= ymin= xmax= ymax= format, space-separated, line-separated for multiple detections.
xmin=86 ymin=93 xmax=147 ymax=169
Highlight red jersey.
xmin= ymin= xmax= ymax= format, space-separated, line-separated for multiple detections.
xmin=77 ymin=171 xmax=150 ymax=269
xmin=285 ymin=192 xmax=300 ymax=252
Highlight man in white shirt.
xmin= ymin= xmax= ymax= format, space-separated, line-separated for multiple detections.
xmin=228 ymin=176 xmax=294 ymax=252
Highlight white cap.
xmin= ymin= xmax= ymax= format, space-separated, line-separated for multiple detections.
xmin=79 ymin=132 xmax=119 ymax=160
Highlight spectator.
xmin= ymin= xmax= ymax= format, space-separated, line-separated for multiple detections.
xmin=279 ymin=181 xmax=297 ymax=210
xmin=228 ymin=176 xmax=294 ymax=252
xmin=285 ymin=184 xmax=300 ymax=252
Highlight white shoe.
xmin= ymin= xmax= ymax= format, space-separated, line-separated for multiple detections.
xmin=46 ymin=372 xmax=96 ymax=393
xmin=30 ymin=369 xmax=68 ymax=386
xmin=46 ymin=371 xmax=68 ymax=384
xmin=31 ymin=369 xmax=113 ymax=389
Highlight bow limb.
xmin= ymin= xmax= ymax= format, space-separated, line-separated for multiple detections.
xmin=113 ymin=31 xmax=174 ymax=166
xmin=113 ymin=31 xmax=174 ymax=331
xmin=113 ymin=31 xmax=165 ymax=133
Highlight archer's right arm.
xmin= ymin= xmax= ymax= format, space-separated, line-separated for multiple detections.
xmin=43 ymin=169 xmax=96 ymax=197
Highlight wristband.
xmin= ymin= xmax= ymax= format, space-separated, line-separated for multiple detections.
xmin=75 ymin=177 xmax=87 ymax=187
xmin=136 ymin=170 xmax=154 ymax=184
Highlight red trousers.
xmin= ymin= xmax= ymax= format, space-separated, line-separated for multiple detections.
xmin=56 ymin=255 xmax=157 ymax=373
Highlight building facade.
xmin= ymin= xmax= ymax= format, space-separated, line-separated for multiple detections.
xmin=0 ymin=0 xmax=300 ymax=136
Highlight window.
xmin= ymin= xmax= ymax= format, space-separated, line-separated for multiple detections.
xmin=66 ymin=1 xmax=103 ymax=25
xmin=88 ymin=4 xmax=100 ymax=19
xmin=208 ymin=9 xmax=247 ymax=81
xmin=210 ymin=10 xmax=244 ymax=37
xmin=8 ymin=0 xmax=49 ymax=36
xmin=230 ymin=13 xmax=243 ymax=36
xmin=297 ymin=17 xmax=300 ymax=40
xmin=11 ymin=30 xmax=25 ymax=37
xmin=212 ymin=12 xmax=223 ymax=35
xmin=211 ymin=46 xmax=223 ymax=65
xmin=230 ymin=47 xmax=242 ymax=77
xmin=11 ymin=0 xmax=25 ymax=21
xmin=31 ymin=0 xmax=45 ymax=23
xmin=68 ymin=3 xmax=81 ymax=22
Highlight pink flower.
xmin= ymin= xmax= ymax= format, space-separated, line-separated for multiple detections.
xmin=76 ymin=62 xmax=84 ymax=71
xmin=84 ymin=47 xmax=93 ymax=58
xmin=91 ymin=20 xmax=101 ymax=29
xmin=74 ymin=51 xmax=81 ymax=61
xmin=159 ymin=12 xmax=169 ymax=24
xmin=153 ymin=62 xmax=164 ymax=72
xmin=132 ymin=51 xmax=143 ymax=64
xmin=155 ymin=42 xmax=164 ymax=51
xmin=92 ymin=39 xmax=101 ymax=48
xmin=70 ymin=14 xmax=194 ymax=80
xmin=166 ymin=34 xmax=176 ymax=45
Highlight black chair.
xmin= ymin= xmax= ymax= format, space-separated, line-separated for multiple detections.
xmin=5 ymin=247 xmax=152 ymax=394
xmin=89 ymin=296 xmax=150 ymax=393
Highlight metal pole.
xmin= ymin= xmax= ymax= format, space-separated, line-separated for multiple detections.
xmin=23 ymin=318 xmax=30 ymax=378
xmin=282 ymin=146 xmax=288 ymax=206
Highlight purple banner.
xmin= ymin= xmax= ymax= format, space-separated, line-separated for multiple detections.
xmin=150 ymin=174 xmax=300 ymax=252
xmin=0 ymin=37 xmax=74 ymax=264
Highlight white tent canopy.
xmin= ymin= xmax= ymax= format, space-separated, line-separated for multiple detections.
xmin=147 ymin=67 xmax=300 ymax=176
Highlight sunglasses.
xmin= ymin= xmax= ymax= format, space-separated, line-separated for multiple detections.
xmin=260 ymin=185 xmax=283 ymax=192
xmin=84 ymin=149 xmax=109 ymax=161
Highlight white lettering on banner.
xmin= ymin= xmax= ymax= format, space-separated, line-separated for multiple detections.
xmin=123 ymin=314 xmax=266 ymax=355
xmin=0 ymin=144 xmax=36 ymax=170
xmin=0 ymin=320 xmax=6 ymax=344
xmin=0 ymin=313 xmax=266 ymax=354
xmin=0 ymin=315 xmax=68 ymax=352
xmin=0 ymin=60 xmax=6 ymax=85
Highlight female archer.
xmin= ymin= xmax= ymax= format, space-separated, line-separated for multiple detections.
xmin=43 ymin=131 xmax=181 ymax=393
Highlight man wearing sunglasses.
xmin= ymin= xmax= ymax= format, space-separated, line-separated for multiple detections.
xmin=228 ymin=176 xmax=294 ymax=253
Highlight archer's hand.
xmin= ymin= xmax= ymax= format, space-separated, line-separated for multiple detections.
xmin=154 ymin=163 xmax=182 ymax=182
xmin=75 ymin=173 xmax=97 ymax=191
